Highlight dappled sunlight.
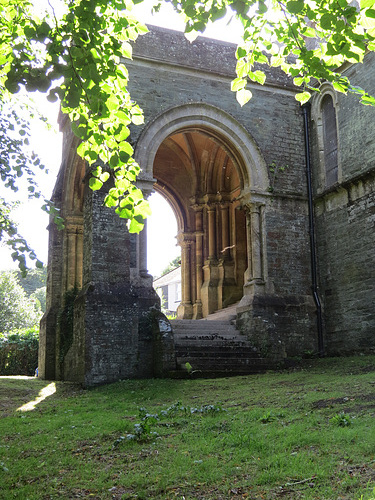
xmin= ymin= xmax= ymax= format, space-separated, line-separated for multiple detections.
xmin=17 ymin=382 xmax=56 ymax=412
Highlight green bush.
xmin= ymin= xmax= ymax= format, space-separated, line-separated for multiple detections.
xmin=0 ymin=327 xmax=39 ymax=376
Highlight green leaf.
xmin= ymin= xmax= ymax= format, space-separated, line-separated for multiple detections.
xmin=104 ymin=195 xmax=118 ymax=208
xmin=249 ymin=70 xmax=266 ymax=85
xmin=236 ymin=47 xmax=247 ymax=58
xmin=231 ymin=77 xmax=246 ymax=92
xmin=236 ymin=88 xmax=253 ymax=106
xmin=257 ymin=1 xmax=267 ymax=14
xmin=361 ymin=0 xmax=375 ymax=7
xmin=320 ymin=13 xmax=334 ymax=29
xmin=365 ymin=8 xmax=375 ymax=17
xmin=128 ymin=217 xmax=144 ymax=233
xmin=131 ymin=114 xmax=144 ymax=125
xmin=293 ymin=77 xmax=305 ymax=86
xmin=333 ymin=81 xmax=348 ymax=93
xmin=122 ymin=41 xmax=133 ymax=59
xmin=295 ymin=91 xmax=311 ymax=104
xmin=100 ymin=172 xmax=110 ymax=182
xmin=117 ymin=207 xmax=133 ymax=219
xmin=286 ymin=1 xmax=305 ymax=14
xmin=360 ymin=94 xmax=375 ymax=105
xmin=89 ymin=177 xmax=103 ymax=191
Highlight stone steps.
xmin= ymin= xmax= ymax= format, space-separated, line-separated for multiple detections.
xmin=170 ymin=315 xmax=271 ymax=376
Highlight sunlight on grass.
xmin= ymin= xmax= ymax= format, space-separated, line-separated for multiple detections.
xmin=17 ymin=382 xmax=56 ymax=412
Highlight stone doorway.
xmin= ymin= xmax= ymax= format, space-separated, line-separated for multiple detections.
xmin=152 ymin=129 xmax=247 ymax=319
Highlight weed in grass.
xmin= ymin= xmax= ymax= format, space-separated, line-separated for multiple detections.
xmin=330 ymin=411 xmax=353 ymax=427
xmin=116 ymin=401 xmax=226 ymax=445
xmin=259 ymin=410 xmax=284 ymax=423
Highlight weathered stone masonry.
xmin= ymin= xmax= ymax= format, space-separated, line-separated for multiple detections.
xmin=39 ymin=26 xmax=375 ymax=385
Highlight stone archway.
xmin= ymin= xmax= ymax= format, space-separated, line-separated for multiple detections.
xmin=135 ymin=103 xmax=269 ymax=319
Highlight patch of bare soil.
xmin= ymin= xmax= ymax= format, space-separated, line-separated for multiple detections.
xmin=311 ymin=393 xmax=375 ymax=410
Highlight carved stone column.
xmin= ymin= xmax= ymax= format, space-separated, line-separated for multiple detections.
xmin=193 ymin=207 xmax=204 ymax=319
xmin=207 ymin=205 xmax=216 ymax=260
xmin=139 ymin=221 xmax=149 ymax=277
xmin=248 ymin=203 xmax=263 ymax=283
xmin=238 ymin=201 xmax=266 ymax=311
xmin=176 ymin=233 xmax=194 ymax=319
xmin=220 ymin=202 xmax=230 ymax=259
xmin=137 ymin=187 xmax=153 ymax=286
xmin=65 ymin=217 xmax=84 ymax=291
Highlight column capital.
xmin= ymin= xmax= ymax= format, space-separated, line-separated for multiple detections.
xmin=177 ymin=232 xmax=195 ymax=246
xmin=238 ymin=190 xmax=269 ymax=208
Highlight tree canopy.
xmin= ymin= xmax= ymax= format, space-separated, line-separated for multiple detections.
xmin=0 ymin=270 xmax=42 ymax=333
xmin=1 ymin=0 xmax=375 ymax=252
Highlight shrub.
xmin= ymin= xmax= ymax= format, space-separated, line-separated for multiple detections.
xmin=0 ymin=327 xmax=39 ymax=376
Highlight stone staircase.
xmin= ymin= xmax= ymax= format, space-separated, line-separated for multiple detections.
xmin=169 ymin=304 xmax=271 ymax=377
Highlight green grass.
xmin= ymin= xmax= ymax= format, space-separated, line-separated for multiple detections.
xmin=1 ymin=356 xmax=375 ymax=499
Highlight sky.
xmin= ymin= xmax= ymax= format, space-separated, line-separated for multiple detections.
xmin=0 ymin=0 xmax=241 ymax=277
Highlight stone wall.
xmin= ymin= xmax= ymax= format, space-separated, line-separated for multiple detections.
xmin=130 ymin=27 xmax=317 ymax=358
xmin=311 ymin=52 xmax=375 ymax=354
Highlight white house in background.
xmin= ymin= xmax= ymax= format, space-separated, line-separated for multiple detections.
xmin=153 ymin=266 xmax=181 ymax=314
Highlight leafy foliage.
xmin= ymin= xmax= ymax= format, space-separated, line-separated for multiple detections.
xmin=0 ymin=101 xmax=63 ymax=274
xmin=0 ymin=326 xmax=38 ymax=375
xmin=30 ymin=286 xmax=46 ymax=313
xmin=163 ymin=0 xmax=375 ymax=106
xmin=0 ymin=270 xmax=42 ymax=333
xmin=1 ymin=0 xmax=151 ymax=233
xmin=16 ymin=266 xmax=47 ymax=312
xmin=16 ymin=265 xmax=46 ymax=293
xmin=2 ymin=0 xmax=375 ymax=239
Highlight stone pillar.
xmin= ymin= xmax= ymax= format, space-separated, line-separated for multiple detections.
xmin=176 ymin=233 xmax=194 ymax=319
xmin=193 ymin=207 xmax=203 ymax=319
xmin=76 ymin=227 xmax=83 ymax=289
xmin=61 ymin=187 xmax=166 ymax=386
xmin=139 ymin=220 xmax=149 ymax=277
xmin=243 ymin=202 xmax=265 ymax=284
xmin=65 ymin=218 xmax=84 ymax=290
xmin=220 ymin=202 xmax=230 ymax=259
xmin=250 ymin=203 xmax=263 ymax=282
xmin=137 ymin=189 xmax=153 ymax=284
xmin=207 ymin=206 xmax=216 ymax=260
xmin=238 ymin=201 xmax=266 ymax=312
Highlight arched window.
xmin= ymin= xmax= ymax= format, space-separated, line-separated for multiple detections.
xmin=321 ymin=94 xmax=338 ymax=186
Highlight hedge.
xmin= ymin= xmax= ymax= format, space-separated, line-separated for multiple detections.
xmin=0 ymin=327 xmax=39 ymax=376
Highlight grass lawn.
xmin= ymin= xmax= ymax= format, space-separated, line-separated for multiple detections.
xmin=1 ymin=356 xmax=375 ymax=499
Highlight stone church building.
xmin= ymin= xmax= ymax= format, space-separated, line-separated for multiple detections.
xmin=39 ymin=26 xmax=375 ymax=386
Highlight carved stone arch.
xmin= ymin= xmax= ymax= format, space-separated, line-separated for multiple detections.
xmin=135 ymin=102 xmax=269 ymax=320
xmin=135 ymin=102 xmax=269 ymax=194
